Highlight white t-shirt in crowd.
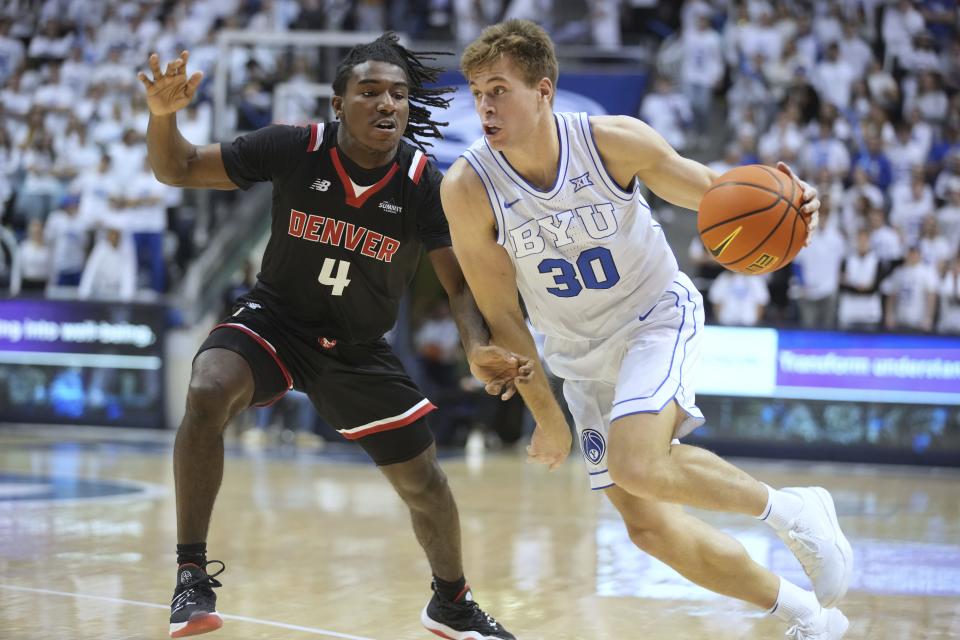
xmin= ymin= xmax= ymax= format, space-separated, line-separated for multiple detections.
xmin=938 ymin=270 xmax=960 ymax=333
xmin=43 ymin=209 xmax=89 ymax=275
xmin=681 ymin=27 xmax=724 ymax=89
xmin=708 ymin=272 xmax=769 ymax=326
xmin=123 ymin=170 xmax=171 ymax=234
xmin=794 ymin=225 xmax=846 ymax=300
xmin=78 ymin=239 xmax=136 ymax=301
xmin=882 ymin=262 xmax=939 ymax=329
xmin=18 ymin=240 xmax=50 ymax=282
xmin=869 ymin=225 xmax=904 ymax=261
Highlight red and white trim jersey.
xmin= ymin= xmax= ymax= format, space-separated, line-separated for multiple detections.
xmin=220 ymin=122 xmax=449 ymax=343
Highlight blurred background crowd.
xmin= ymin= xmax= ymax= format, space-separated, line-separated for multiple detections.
xmin=0 ymin=0 xmax=958 ymax=447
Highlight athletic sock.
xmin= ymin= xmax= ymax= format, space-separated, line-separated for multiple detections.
xmin=768 ymin=576 xmax=821 ymax=624
xmin=433 ymin=575 xmax=468 ymax=602
xmin=177 ymin=542 xmax=207 ymax=568
xmin=757 ymin=484 xmax=804 ymax=531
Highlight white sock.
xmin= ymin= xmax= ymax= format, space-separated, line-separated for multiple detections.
xmin=757 ymin=484 xmax=804 ymax=532
xmin=768 ymin=576 xmax=821 ymax=624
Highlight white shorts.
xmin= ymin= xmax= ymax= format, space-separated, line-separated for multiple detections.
xmin=544 ymin=273 xmax=705 ymax=490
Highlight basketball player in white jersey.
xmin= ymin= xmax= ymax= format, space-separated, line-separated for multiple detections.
xmin=442 ymin=20 xmax=853 ymax=640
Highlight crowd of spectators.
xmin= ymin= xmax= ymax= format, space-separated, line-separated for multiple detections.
xmin=658 ymin=0 xmax=960 ymax=334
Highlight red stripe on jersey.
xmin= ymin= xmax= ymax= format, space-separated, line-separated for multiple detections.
xmin=307 ymin=124 xmax=319 ymax=152
xmin=338 ymin=401 xmax=437 ymax=440
xmin=330 ymin=148 xmax=400 ymax=209
xmin=211 ymin=322 xmax=294 ymax=404
xmin=410 ymin=152 xmax=427 ymax=184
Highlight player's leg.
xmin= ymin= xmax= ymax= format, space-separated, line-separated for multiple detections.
xmin=168 ymin=348 xmax=253 ymax=638
xmin=370 ymin=424 xmax=462 ymax=582
xmin=608 ymin=401 xmax=768 ymax=514
xmin=169 ymin=319 xmax=292 ymax=638
xmin=606 ymin=274 xmax=852 ymax=607
xmin=175 ymin=348 xmax=254 ymax=545
xmin=307 ymin=335 xmax=514 ymax=640
xmin=605 ymin=487 xmax=849 ymax=639
xmin=358 ymin=421 xmax=515 ymax=640
xmin=607 ymin=402 xmax=853 ymax=608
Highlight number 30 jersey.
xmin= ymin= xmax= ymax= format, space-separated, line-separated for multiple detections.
xmin=461 ymin=112 xmax=678 ymax=341
xmin=221 ymin=122 xmax=450 ymax=343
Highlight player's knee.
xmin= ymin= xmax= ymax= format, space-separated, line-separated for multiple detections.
xmin=624 ymin=520 xmax=672 ymax=555
xmin=607 ymin=452 xmax=667 ymax=498
xmin=184 ymin=376 xmax=238 ymax=430
xmin=390 ymin=457 xmax=449 ymax=509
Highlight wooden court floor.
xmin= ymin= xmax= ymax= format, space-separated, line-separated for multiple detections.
xmin=0 ymin=426 xmax=958 ymax=640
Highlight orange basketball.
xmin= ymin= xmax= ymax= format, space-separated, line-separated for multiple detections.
xmin=697 ymin=165 xmax=808 ymax=275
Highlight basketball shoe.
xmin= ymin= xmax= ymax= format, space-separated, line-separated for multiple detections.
xmin=785 ymin=607 xmax=849 ymax=640
xmin=421 ymin=582 xmax=516 ymax=640
xmin=777 ymin=487 xmax=854 ymax=607
xmin=169 ymin=561 xmax=225 ymax=638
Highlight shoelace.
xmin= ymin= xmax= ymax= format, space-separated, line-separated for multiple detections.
xmin=464 ymin=601 xmax=500 ymax=629
xmin=786 ymin=526 xmax=823 ymax=576
xmin=174 ymin=560 xmax=226 ymax=603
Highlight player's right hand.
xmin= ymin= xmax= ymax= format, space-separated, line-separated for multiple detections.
xmin=138 ymin=51 xmax=204 ymax=117
xmin=526 ymin=422 xmax=571 ymax=471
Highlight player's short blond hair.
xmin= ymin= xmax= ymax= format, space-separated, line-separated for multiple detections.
xmin=460 ymin=19 xmax=558 ymax=91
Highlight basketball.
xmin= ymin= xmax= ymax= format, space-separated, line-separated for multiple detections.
xmin=697 ymin=165 xmax=808 ymax=275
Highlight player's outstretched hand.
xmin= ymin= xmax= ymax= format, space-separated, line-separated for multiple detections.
xmin=468 ymin=345 xmax=533 ymax=400
xmin=138 ymin=51 xmax=204 ymax=117
xmin=776 ymin=161 xmax=819 ymax=245
xmin=526 ymin=423 xmax=571 ymax=471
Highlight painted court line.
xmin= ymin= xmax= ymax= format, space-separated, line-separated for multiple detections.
xmin=0 ymin=584 xmax=377 ymax=640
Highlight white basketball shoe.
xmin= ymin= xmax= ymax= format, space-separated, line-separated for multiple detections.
xmin=777 ymin=487 xmax=854 ymax=607
xmin=786 ymin=607 xmax=849 ymax=640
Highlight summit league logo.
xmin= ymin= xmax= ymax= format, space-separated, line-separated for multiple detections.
xmin=580 ymin=428 xmax=606 ymax=465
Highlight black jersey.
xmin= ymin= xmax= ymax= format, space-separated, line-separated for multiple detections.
xmin=220 ymin=122 xmax=450 ymax=343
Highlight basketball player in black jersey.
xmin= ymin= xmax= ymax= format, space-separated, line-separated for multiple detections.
xmin=139 ymin=36 xmax=524 ymax=640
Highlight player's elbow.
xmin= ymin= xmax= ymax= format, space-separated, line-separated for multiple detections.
xmin=150 ymin=164 xmax=187 ymax=187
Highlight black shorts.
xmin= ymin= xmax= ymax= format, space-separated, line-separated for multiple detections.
xmin=197 ymin=299 xmax=435 ymax=465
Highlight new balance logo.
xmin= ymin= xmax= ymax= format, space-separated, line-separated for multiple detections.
xmin=310 ymin=179 xmax=331 ymax=192
xmin=379 ymin=201 xmax=402 ymax=214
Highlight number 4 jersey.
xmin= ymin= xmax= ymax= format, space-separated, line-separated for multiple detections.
xmin=221 ymin=121 xmax=450 ymax=343
xmin=461 ymin=112 xmax=679 ymax=341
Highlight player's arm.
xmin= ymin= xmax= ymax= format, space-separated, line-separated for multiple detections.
xmin=441 ymin=159 xmax=571 ymax=469
xmin=139 ymin=51 xmax=236 ymax=190
xmin=591 ymin=115 xmax=716 ymax=210
xmin=590 ymin=115 xmax=820 ymax=230
xmin=428 ymin=247 xmax=532 ymax=400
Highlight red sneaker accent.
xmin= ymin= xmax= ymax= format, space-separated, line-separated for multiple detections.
xmin=169 ymin=612 xmax=223 ymax=638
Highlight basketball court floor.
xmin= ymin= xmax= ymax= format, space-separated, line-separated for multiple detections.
xmin=1 ymin=425 xmax=958 ymax=639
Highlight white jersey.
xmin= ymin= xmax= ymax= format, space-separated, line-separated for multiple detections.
xmin=462 ymin=112 xmax=678 ymax=341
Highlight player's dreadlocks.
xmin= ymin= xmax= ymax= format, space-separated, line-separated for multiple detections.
xmin=333 ymin=33 xmax=452 ymax=153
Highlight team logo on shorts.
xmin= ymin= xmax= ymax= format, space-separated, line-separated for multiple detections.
xmin=580 ymin=428 xmax=606 ymax=465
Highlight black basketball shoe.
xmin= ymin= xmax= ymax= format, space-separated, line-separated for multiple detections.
xmin=421 ymin=582 xmax=516 ymax=640
xmin=168 ymin=561 xmax=225 ymax=638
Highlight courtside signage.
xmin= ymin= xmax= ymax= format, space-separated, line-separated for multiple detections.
xmin=699 ymin=326 xmax=960 ymax=405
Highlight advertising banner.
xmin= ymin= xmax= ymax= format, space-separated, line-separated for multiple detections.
xmin=0 ymin=299 xmax=166 ymax=428
xmin=699 ymin=326 xmax=960 ymax=405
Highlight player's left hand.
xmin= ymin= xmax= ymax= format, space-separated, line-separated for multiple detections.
xmin=526 ymin=422 xmax=572 ymax=471
xmin=777 ymin=161 xmax=819 ymax=245
xmin=467 ymin=345 xmax=533 ymax=400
